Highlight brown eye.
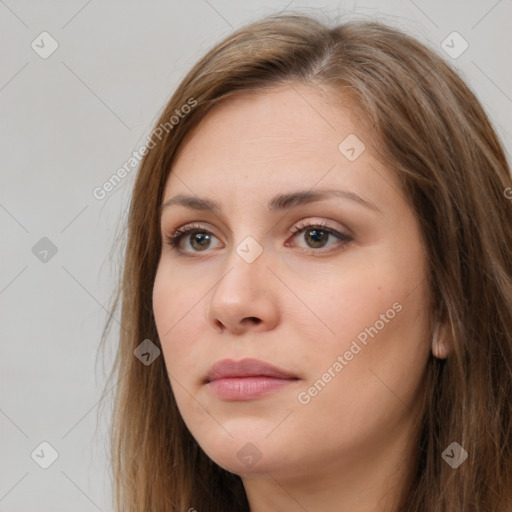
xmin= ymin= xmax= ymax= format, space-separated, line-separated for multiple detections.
xmin=188 ymin=232 xmax=211 ymax=251
xmin=289 ymin=221 xmax=352 ymax=253
xmin=166 ymin=224 xmax=221 ymax=253
xmin=303 ymin=228 xmax=330 ymax=248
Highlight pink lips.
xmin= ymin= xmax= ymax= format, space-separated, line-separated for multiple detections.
xmin=205 ymin=358 xmax=299 ymax=400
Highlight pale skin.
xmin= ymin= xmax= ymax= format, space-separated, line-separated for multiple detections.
xmin=153 ymin=83 xmax=450 ymax=512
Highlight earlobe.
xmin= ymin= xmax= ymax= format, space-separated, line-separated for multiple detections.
xmin=431 ymin=321 xmax=450 ymax=359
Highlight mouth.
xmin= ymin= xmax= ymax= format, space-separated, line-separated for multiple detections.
xmin=205 ymin=358 xmax=300 ymax=401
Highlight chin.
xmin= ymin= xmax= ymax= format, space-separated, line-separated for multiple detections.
xmin=193 ymin=430 xmax=284 ymax=476
xmin=206 ymin=447 xmax=279 ymax=477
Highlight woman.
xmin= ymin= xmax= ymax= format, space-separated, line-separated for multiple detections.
xmin=103 ymin=12 xmax=512 ymax=512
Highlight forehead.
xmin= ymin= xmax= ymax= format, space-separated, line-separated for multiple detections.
xmin=163 ymin=84 xmax=397 ymax=213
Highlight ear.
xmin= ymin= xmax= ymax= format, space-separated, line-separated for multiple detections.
xmin=431 ymin=320 xmax=452 ymax=359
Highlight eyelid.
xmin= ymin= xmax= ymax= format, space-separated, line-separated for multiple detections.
xmin=286 ymin=220 xmax=352 ymax=252
xmin=165 ymin=222 xmax=223 ymax=251
xmin=164 ymin=219 xmax=352 ymax=255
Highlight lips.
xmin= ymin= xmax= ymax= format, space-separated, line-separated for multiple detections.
xmin=205 ymin=358 xmax=299 ymax=400
xmin=206 ymin=358 xmax=298 ymax=381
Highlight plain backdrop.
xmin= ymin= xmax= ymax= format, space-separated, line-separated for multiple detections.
xmin=1 ymin=0 xmax=511 ymax=510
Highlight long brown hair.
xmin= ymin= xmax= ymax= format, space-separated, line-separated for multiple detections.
xmin=100 ymin=12 xmax=512 ymax=511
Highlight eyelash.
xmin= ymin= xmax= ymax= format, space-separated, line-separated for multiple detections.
xmin=165 ymin=220 xmax=352 ymax=255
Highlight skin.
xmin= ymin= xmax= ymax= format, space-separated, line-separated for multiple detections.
xmin=153 ymin=83 xmax=441 ymax=512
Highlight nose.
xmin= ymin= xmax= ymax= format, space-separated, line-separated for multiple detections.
xmin=207 ymin=246 xmax=280 ymax=335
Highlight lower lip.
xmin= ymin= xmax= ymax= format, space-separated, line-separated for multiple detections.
xmin=207 ymin=377 xmax=296 ymax=400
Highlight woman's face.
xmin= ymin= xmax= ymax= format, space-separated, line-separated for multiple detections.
xmin=153 ymin=84 xmax=431 ymax=483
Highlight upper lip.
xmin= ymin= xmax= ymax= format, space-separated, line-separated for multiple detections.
xmin=206 ymin=358 xmax=298 ymax=382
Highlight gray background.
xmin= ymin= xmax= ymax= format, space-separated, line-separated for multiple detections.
xmin=1 ymin=0 xmax=510 ymax=510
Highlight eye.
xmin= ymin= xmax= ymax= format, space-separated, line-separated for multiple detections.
xmin=165 ymin=223 xmax=222 ymax=254
xmin=287 ymin=220 xmax=352 ymax=253
xmin=164 ymin=220 xmax=352 ymax=255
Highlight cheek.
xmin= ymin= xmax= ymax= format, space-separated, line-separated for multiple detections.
xmin=291 ymin=263 xmax=402 ymax=352
xmin=293 ymin=283 xmax=430 ymax=446
xmin=293 ymin=250 xmax=430 ymax=392
xmin=152 ymin=264 xmax=204 ymax=376
xmin=153 ymin=259 xmax=206 ymax=332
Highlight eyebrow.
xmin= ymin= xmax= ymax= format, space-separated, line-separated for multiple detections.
xmin=160 ymin=189 xmax=382 ymax=214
